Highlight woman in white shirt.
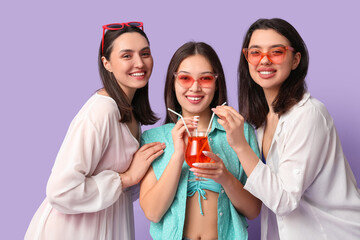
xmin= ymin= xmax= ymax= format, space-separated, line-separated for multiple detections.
xmin=25 ymin=22 xmax=165 ymax=240
xmin=210 ymin=18 xmax=360 ymax=240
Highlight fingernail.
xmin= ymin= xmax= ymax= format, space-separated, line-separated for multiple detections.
xmin=192 ymin=163 xmax=199 ymax=167
xmin=202 ymin=151 xmax=209 ymax=155
xmin=189 ymin=168 xmax=195 ymax=171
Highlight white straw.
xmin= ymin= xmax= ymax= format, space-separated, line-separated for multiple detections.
xmin=167 ymin=108 xmax=191 ymax=135
xmin=205 ymin=102 xmax=227 ymax=136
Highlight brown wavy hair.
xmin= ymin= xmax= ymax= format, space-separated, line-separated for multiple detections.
xmin=238 ymin=18 xmax=309 ymax=128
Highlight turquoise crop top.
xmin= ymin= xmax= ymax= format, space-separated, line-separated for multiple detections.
xmin=187 ymin=171 xmax=221 ymax=215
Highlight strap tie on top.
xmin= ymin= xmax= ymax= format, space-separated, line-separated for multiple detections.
xmin=187 ymin=186 xmax=207 ymax=215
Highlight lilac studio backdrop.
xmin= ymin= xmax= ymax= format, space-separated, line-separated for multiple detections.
xmin=1 ymin=1 xmax=359 ymax=239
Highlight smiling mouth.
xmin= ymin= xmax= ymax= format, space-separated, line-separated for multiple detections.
xmin=187 ymin=96 xmax=203 ymax=101
xmin=130 ymin=72 xmax=145 ymax=77
xmin=259 ymin=71 xmax=275 ymax=75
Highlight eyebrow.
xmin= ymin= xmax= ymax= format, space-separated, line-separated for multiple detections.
xmin=248 ymin=44 xmax=286 ymax=49
xmin=177 ymin=71 xmax=214 ymax=75
xmin=119 ymin=46 xmax=150 ymax=53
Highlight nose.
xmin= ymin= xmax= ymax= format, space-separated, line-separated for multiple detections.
xmin=259 ymin=54 xmax=272 ymax=65
xmin=134 ymin=54 xmax=145 ymax=68
xmin=189 ymin=79 xmax=201 ymax=92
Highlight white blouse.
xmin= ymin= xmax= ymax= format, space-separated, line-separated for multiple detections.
xmin=25 ymin=93 xmax=140 ymax=240
xmin=244 ymin=93 xmax=360 ymax=240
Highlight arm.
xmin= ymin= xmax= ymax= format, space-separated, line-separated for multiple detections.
xmin=244 ymin=109 xmax=330 ymax=215
xmin=46 ymin=117 xmax=120 ymax=214
xmin=213 ymin=105 xmax=330 ymax=216
xmin=119 ymin=142 xmax=166 ymax=189
xmin=47 ymin=116 xmax=165 ymax=214
xmin=139 ymin=119 xmax=195 ymax=223
xmin=211 ymin=106 xmax=260 ymax=177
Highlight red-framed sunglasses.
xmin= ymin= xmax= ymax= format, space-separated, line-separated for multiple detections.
xmin=174 ymin=72 xmax=218 ymax=88
xmin=243 ymin=46 xmax=294 ymax=66
xmin=101 ymin=22 xmax=144 ymax=55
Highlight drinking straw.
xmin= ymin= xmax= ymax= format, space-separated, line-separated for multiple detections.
xmin=205 ymin=102 xmax=227 ymax=136
xmin=193 ymin=116 xmax=200 ymax=135
xmin=167 ymin=108 xmax=191 ymax=135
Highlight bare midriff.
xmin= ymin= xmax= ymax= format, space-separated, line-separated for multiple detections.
xmin=183 ymin=190 xmax=219 ymax=240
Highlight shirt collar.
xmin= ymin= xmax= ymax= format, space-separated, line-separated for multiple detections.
xmin=278 ymin=92 xmax=311 ymax=124
xmin=257 ymin=92 xmax=311 ymax=144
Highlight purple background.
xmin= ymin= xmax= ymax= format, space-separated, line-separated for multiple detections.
xmin=1 ymin=1 xmax=359 ymax=239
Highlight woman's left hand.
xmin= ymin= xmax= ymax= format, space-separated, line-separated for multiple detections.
xmin=190 ymin=151 xmax=231 ymax=186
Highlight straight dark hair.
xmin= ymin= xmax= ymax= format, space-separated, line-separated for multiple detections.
xmin=98 ymin=26 xmax=158 ymax=125
xmin=238 ymin=18 xmax=309 ymax=128
xmin=164 ymin=41 xmax=228 ymax=124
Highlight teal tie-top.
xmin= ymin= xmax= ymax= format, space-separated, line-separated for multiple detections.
xmin=187 ymin=172 xmax=221 ymax=215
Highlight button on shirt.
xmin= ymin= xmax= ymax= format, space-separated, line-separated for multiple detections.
xmin=244 ymin=93 xmax=360 ymax=240
xmin=141 ymin=116 xmax=260 ymax=240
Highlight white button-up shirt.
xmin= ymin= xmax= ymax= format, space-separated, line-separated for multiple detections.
xmin=244 ymin=93 xmax=360 ymax=240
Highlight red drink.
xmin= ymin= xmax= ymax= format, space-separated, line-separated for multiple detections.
xmin=185 ymin=131 xmax=212 ymax=167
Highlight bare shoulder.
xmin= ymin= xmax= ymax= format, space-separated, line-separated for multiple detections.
xmin=97 ymin=88 xmax=109 ymax=96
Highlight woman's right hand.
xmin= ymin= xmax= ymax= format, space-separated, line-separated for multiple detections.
xmin=171 ymin=118 xmax=196 ymax=159
xmin=212 ymin=106 xmax=248 ymax=153
xmin=120 ymin=142 xmax=165 ymax=188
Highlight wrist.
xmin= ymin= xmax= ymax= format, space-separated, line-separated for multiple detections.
xmin=233 ymin=141 xmax=250 ymax=156
xmin=171 ymin=152 xmax=185 ymax=165
xmin=221 ymin=171 xmax=237 ymax=189
xmin=172 ymin=150 xmax=184 ymax=159
xmin=119 ymin=172 xmax=132 ymax=189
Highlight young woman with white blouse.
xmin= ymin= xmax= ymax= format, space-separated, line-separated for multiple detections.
xmin=25 ymin=22 xmax=165 ymax=240
xmin=211 ymin=18 xmax=360 ymax=240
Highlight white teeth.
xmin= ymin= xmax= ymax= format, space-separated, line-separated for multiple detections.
xmin=259 ymin=71 xmax=273 ymax=75
xmin=131 ymin=72 xmax=145 ymax=77
xmin=187 ymin=97 xmax=202 ymax=101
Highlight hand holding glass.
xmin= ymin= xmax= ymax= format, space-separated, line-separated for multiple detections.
xmin=185 ymin=130 xmax=212 ymax=181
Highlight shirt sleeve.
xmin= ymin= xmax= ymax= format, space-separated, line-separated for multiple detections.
xmin=46 ymin=116 xmax=123 ymax=214
xmin=244 ymin=107 xmax=331 ymax=216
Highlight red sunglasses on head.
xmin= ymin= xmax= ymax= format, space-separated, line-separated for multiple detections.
xmin=101 ymin=21 xmax=144 ymax=55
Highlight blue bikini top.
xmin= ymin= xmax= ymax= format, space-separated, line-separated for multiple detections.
xmin=187 ymin=171 xmax=221 ymax=215
xmin=261 ymin=151 xmax=266 ymax=163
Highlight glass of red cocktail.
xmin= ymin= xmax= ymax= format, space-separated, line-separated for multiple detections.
xmin=185 ymin=130 xmax=212 ymax=181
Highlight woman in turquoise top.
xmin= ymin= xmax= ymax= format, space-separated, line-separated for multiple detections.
xmin=140 ymin=42 xmax=261 ymax=240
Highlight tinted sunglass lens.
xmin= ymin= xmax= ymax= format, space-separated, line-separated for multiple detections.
xmin=107 ymin=24 xmax=124 ymax=29
xmin=128 ymin=22 xmax=141 ymax=27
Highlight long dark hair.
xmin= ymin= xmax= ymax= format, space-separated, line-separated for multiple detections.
xmin=164 ymin=41 xmax=228 ymax=124
xmin=98 ymin=26 xmax=158 ymax=125
xmin=238 ymin=18 xmax=309 ymax=128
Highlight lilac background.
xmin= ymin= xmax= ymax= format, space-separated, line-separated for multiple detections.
xmin=1 ymin=0 xmax=359 ymax=239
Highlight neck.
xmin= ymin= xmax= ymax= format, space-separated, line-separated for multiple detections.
xmin=124 ymin=89 xmax=136 ymax=103
xmin=263 ymin=88 xmax=279 ymax=114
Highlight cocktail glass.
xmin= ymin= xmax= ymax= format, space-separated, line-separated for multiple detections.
xmin=185 ymin=130 xmax=212 ymax=181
